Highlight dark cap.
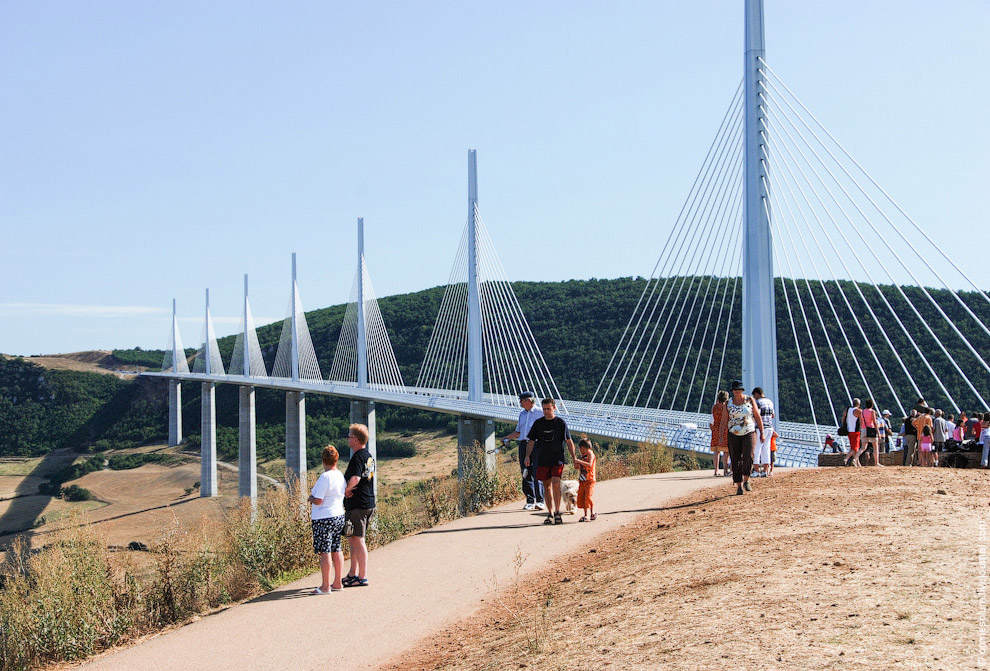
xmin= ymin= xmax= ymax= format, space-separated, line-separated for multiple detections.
xmin=518 ymin=391 xmax=535 ymax=400
xmin=730 ymin=380 xmax=745 ymax=391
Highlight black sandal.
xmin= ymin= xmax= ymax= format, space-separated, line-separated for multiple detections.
xmin=342 ymin=575 xmax=359 ymax=586
xmin=543 ymin=514 xmax=554 ymax=525
xmin=553 ymin=512 xmax=563 ymax=525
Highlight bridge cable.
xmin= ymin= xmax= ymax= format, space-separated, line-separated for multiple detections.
xmin=761 ymin=90 xmax=973 ymax=410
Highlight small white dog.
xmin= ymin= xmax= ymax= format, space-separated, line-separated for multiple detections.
xmin=560 ymin=480 xmax=579 ymax=514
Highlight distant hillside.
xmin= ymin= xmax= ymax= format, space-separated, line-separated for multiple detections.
xmin=2 ymin=277 xmax=988 ymax=458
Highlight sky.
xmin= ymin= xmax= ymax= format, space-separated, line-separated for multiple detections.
xmin=1 ymin=1 xmax=987 ymax=356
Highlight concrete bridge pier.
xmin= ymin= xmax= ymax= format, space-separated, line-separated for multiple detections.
xmin=457 ymin=416 xmax=496 ymax=481
xmin=168 ymin=380 xmax=182 ymax=446
xmin=285 ymin=391 xmax=307 ymax=501
xmin=238 ymin=385 xmax=257 ymax=501
xmin=200 ymin=382 xmax=218 ymax=497
xmin=350 ymin=400 xmax=377 ymax=495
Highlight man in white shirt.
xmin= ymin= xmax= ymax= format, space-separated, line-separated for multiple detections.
xmin=500 ymin=391 xmax=545 ymax=510
xmin=751 ymin=387 xmax=775 ymax=477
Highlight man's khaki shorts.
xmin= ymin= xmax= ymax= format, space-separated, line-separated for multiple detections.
xmin=346 ymin=507 xmax=375 ymax=538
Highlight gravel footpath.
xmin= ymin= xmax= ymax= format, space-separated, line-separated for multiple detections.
xmin=77 ymin=470 xmax=727 ymax=671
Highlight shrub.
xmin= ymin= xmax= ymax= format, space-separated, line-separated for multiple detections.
xmin=0 ymin=523 xmax=138 ymax=669
xmin=224 ymin=478 xmax=315 ymax=591
xmin=38 ymin=455 xmax=104 ymax=495
xmin=107 ymin=453 xmax=182 ymax=470
xmin=421 ymin=476 xmax=460 ymax=526
xmin=62 ymin=485 xmax=94 ymax=501
xmin=377 ymin=438 xmax=417 ymax=459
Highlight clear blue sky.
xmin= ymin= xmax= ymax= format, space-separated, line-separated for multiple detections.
xmin=1 ymin=1 xmax=987 ymax=356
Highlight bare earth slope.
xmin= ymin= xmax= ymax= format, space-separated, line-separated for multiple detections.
xmin=12 ymin=350 xmax=141 ymax=377
xmin=388 ymin=467 xmax=989 ymax=671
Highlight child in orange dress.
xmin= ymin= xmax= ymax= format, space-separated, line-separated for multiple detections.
xmin=574 ymin=439 xmax=597 ymax=522
xmin=768 ymin=431 xmax=778 ymax=475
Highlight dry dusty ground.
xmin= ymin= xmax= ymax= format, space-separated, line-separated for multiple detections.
xmin=377 ymin=429 xmax=459 ymax=485
xmin=386 ymin=467 xmax=990 ymax=671
xmin=12 ymin=350 xmax=140 ymax=377
xmin=0 ymin=457 xmax=243 ymax=557
xmin=1 ymin=428 xmax=459 ymax=558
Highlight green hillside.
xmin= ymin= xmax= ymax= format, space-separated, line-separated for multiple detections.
xmin=2 ymin=277 xmax=988 ymax=459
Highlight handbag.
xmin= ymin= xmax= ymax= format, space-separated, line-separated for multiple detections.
xmin=837 ymin=409 xmax=849 ymax=436
xmin=342 ymin=518 xmax=355 ymax=537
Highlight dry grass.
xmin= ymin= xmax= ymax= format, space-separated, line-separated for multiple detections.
xmin=0 ymin=484 xmax=316 ymax=671
xmin=386 ymin=467 xmax=989 ymax=671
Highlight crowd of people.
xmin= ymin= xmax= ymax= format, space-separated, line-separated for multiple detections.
xmin=825 ymin=397 xmax=990 ymax=468
xmin=305 ymin=391 xmax=989 ymax=592
xmin=709 ymin=381 xmax=775 ymax=495
xmin=305 ymin=392 xmax=597 ymax=594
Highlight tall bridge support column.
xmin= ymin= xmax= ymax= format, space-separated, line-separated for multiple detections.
xmin=285 ymin=391 xmax=307 ymax=502
xmin=200 ymin=382 xmax=218 ymax=497
xmin=350 ymin=400 xmax=377 ymax=495
xmin=742 ymin=0 xmax=780 ymax=408
xmin=238 ymin=386 xmax=257 ymax=501
xmin=168 ymin=380 xmax=182 ymax=446
xmin=457 ymin=416 xmax=496 ymax=480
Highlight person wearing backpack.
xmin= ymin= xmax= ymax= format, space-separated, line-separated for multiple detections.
xmin=900 ymin=410 xmax=919 ymax=466
xmin=841 ymin=399 xmax=862 ymax=466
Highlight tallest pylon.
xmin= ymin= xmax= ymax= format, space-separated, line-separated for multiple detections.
xmin=742 ymin=0 xmax=779 ymax=410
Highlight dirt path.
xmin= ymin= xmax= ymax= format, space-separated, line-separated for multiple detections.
xmin=76 ymin=470 xmax=727 ymax=671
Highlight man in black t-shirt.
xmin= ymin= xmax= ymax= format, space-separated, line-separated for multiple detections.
xmin=524 ymin=398 xmax=576 ymax=525
xmin=343 ymin=423 xmax=375 ymax=587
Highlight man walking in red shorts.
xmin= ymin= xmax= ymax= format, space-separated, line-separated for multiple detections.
xmin=524 ymin=398 xmax=577 ymax=525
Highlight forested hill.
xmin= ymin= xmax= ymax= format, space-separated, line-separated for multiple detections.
xmin=2 ymin=276 xmax=988 ymax=458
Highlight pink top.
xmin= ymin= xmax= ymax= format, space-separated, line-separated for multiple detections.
xmin=953 ymin=425 xmax=964 ymax=442
xmin=861 ymin=408 xmax=876 ymax=429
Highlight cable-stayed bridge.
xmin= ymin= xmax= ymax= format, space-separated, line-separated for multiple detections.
xmin=143 ymin=0 xmax=990 ymax=500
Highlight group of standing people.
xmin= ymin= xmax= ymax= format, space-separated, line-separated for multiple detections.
xmin=831 ymin=396 xmax=990 ymax=468
xmin=502 ymin=391 xmax=596 ymax=524
xmin=710 ymin=381 xmax=774 ymax=495
xmin=307 ymin=423 xmax=376 ymax=594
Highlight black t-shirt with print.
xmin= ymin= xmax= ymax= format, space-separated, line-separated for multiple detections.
xmin=527 ymin=416 xmax=571 ymax=467
xmin=343 ymin=447 xmax=376 ymax=510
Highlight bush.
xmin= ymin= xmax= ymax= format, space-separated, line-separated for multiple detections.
xmin=0 ymin=524 xmax=138 ymax=669
xmin=39 ymin=456 xmax=104 ymax=495
xmin=107 ymin=453 xmax=182 ymax=470
xmin=377 ymin=438 xmax=417 ymax=459
xmin=61 ymin=485 xmax=94 ymax=502
xmin=224 ymin=478 xmax=316 ymax=591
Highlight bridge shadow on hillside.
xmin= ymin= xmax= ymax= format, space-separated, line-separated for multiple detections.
xmin=0 ymin=448 xmax=77 ymax=552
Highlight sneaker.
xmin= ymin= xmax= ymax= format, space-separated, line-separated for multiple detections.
xmin=736 ymin=485 xmax=744 ymax=495
xmin=534 ymin=502 xmax=546 ymax=511
xmin=523 ymin=503 xmax=535 ymax=511
xmin=743 ymin=481 xmax=752 ymax=492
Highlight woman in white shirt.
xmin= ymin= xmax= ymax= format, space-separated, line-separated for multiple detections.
xmin=308 ymin=445 xmax=347 ymax=594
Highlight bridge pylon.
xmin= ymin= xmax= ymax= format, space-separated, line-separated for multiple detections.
xmin=237 ymin=275 xmax=258 ymax=502
xmin=742 ymin=0 xmax=779 ymax=408
xmin=460 ymin=150 xmax=496 ymax=480
xmin=351 ymin=217 xmax=377 ymax=494
xmin=164 ymin=298 xmax=187 ymax=447
xmin=197 ymin=288 xmax=220 ymax=498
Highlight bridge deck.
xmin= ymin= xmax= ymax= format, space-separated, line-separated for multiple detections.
xmin=142 ymin=372 xmax=826 ymax=467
